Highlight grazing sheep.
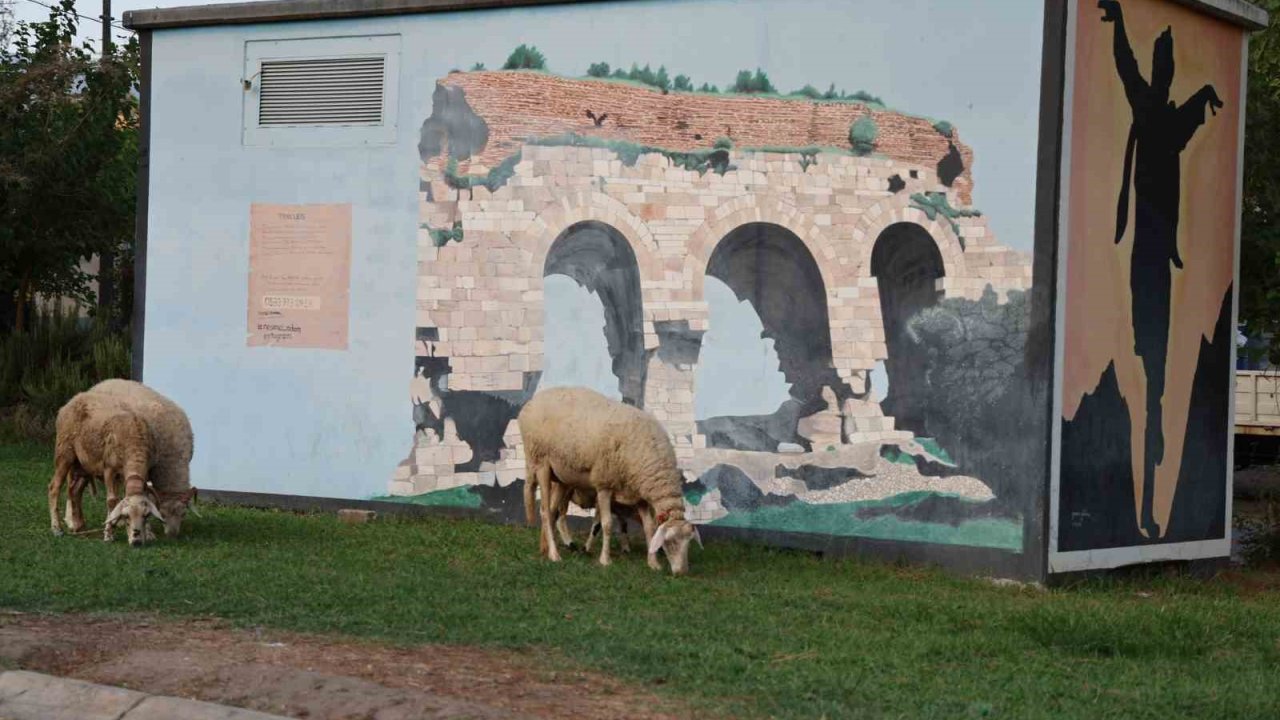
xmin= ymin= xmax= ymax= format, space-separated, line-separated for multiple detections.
xmin=48 ymin=393 xmax=160 ymax=543
xmin=518 ymin=386 xmax=701 ymax=574
xmin=83 ymin=379 xmax=196 ymax=538
xmin=103 ymin=474 xmax=168 ymax=546
xmin=547 ymin=481 xmax=642 ymax=554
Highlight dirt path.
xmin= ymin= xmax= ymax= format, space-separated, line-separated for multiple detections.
xmin=0 ymin=611 xmax=702 ymax=720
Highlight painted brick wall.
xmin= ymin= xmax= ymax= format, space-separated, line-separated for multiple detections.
xmin=439 ymin=72 xmax=976 ymax=205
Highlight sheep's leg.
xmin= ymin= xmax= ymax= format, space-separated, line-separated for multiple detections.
xmin=101 ymin=468 xmax=118 ymax=542
xmin=596 ymin=489 xmax=614 ymax=567
xmin=585 ymin=520 xmax=600 ymax=553
xmin=618 ymin=513 xmax=632 ymax=554
xmin=551 ymin=482 xmax=576 ymax=549
xmin=64 ymin=471 xmax=87 ymax=533
xmin=48 ymin=458 xmax=72 ymax=536
xmin=536 ymin=464 xmax=561 ymax=562
xmin=639 ymin=506 xmax=662 ymax=571
xmin=104 ymin=468 xmax=121 ymax=512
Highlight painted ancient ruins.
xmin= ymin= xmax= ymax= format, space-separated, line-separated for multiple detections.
xmin=390 ymin=69 xmax=1034 ymax=549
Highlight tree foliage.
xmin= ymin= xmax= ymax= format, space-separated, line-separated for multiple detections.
xmin=731 ymin=68 xmax=774 ymax=94
xmin=0 ymin=1 xmax=139 ymax=332
xmin=1239 ymin=0 xmax=1280 ymax=362
xmin=502 ymin=44 xmax=546 ymax=70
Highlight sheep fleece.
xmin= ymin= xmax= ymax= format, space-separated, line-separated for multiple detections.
xmin=86 ymin=379 xmax=193 ymax=497
xmin=518 ymin=387 xmax=683 ymax=509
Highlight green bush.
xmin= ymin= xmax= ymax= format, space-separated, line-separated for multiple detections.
xmin=713 ymin=136 xmax=733 ymax=150
xmin=502 ymin=44 xmax=546 ymax=70
xmin=731 ymin=68 xmax=775 ymax=94
xmin=470 ymin=62 xmax=486 ymax=71
xmin=790 ymin=84 xmax=823 ymax=99
xmin=610 ymin=63 xmax=672 ymax=92
xmin=933 ymin=120 xmax=955 ymax=138
xmin=846 ymin=90 xmax=883 ymax=105
xmin=849 ymin=116 xmax=878 ymax=156
xmin=697 ymin=83 xmax=720 ymax=93
xmin=0 ymin=307 xmax=132 ymax=441
xmin=586 ymin=62 xmax=611 ymax=78
xmin=91 ymin=332 xmax=131 ymax=382
xmin=673 ymin=74 xmax=693 ymax=92
xmin=21 ymin=355 xmax=89 ymax=420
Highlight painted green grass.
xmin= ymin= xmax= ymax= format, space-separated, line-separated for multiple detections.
xmin=4 ymin=441 xmax=1280 ymax=719
xmin=370 ymin=485 xmax=482 ymax=509
xmin=709 ymin=492 xmax=1021 ymax=551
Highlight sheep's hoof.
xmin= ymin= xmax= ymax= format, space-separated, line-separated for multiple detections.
xmin=102 ymin=532 xmax=114 ymax=543
xmin=67 ymin=520 xmax=84 ymax=533
xmin=647 ymin=557 xmax=662 ymax=571
xmin=598 ymin=557 xmax=612 ymax=567
xmin=50 ymin=526 xmax=64 ymax=537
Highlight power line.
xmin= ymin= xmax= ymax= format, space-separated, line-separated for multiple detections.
xmin=20 ymin=0 xmax=132 ymax=38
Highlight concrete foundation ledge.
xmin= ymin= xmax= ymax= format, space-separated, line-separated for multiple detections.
xmin=0 ymin=670 xmax=289 ymax=720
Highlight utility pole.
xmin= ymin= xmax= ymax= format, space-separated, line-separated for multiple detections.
xmin=97 ymin=0 xmax=117 ymax=326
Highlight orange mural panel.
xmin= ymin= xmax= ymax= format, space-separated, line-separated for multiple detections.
xmin=247 ymin=204 xmax=352 ymax=350
xmin=1058 ymin=0 xmax=1242 ymax=551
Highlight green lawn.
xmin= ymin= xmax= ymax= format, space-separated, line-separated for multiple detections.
xmin=3 ymin=441 xmax=1279 ymax=719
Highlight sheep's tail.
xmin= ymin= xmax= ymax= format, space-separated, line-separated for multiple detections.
xmin=523 ymin=468 xmax=537 ymax=526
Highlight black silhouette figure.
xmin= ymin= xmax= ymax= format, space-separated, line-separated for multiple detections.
xmin=585 ymin=110 xmax=609 ymax=127
xmin=1100 ymin=0 xmax=1223 ymax=538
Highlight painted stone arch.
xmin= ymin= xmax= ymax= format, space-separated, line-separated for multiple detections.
xmin=850 ymin=197 xmax=968 ymax=287
xmin=528 ymin=191 xmax=661 ymax=293
xmin=527 ymin=195 xmax=658 ymax=406
xmin=868 ymin=221 xmax=948 ymax=433
xmin=703 ymin=221 xmax=841 ymax=407
xmin=684 ymin=196 xmax=846 ymax=304
xmin=540 ymin=220 xmax=647 ymax=405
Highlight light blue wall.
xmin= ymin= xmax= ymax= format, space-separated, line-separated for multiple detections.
xmin=143 ymin=0 xmax=1045 ymax=499
xmin=145 ymin=22 xmax=422 ymax=499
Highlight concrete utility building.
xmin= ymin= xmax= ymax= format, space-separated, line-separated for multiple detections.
xmin=124 ymin=0 xmax=1267 ymax=581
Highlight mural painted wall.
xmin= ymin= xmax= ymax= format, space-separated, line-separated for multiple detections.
xmin=1054 ymin=0 xmax=1243 ymax=565
xmin=379 ymin=0 xmax=1051 ymax=556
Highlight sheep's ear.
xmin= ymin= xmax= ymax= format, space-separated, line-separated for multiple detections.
xmin=648 ymin=523 xmax=669 ymax=556
xmin=692 ymin=524 xmax=703 ymax=549
xmin=105 ymin=501 xmax=127 ymax=525
xmin=144 ymin=497 xmax=166 ymax=523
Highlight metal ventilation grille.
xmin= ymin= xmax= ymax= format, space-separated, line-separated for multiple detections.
xmin=257 ymin=56 xmax=385 ymax=127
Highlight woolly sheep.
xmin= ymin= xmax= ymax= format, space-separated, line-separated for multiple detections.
xmin=548 ymin=481 xmax=642 ymax=554
xmin=78 ymin=379 xmax=196 ymax=538
xmin=49 ymin=392 xmax=164 ymax=546
xmin=518 ymin=386 xmax=701 ymax=574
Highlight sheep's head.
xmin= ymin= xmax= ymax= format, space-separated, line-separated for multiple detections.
xmin=157 ymin=487 xmax=197 ymax=536
xmin=105 ymin=485 xmax=164 ymax=547
xmin=647 ymin=513 xmax=702 ymax=576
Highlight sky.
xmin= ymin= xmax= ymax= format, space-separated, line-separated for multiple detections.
xmin=16 ymin=0 xmax=1047 ymax=252
xmin=18 ymin=0 xmax=1048 ymax=421
xmin=10 ymin=0 xmax=236 ymax=46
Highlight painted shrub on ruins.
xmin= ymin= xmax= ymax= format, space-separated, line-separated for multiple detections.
xmin=386 ymin=0 xmax=1046 ymax=558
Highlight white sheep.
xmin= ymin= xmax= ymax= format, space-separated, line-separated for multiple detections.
xmin=76 ymin=379 xmax=196 ymax=538
xmin=49 ymin=392 xmax=165 ymax=546
xmin=519 ymin=386 xmax=701 ymax=574
xmin=547 ymin=481 xmax=642 ymax=554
